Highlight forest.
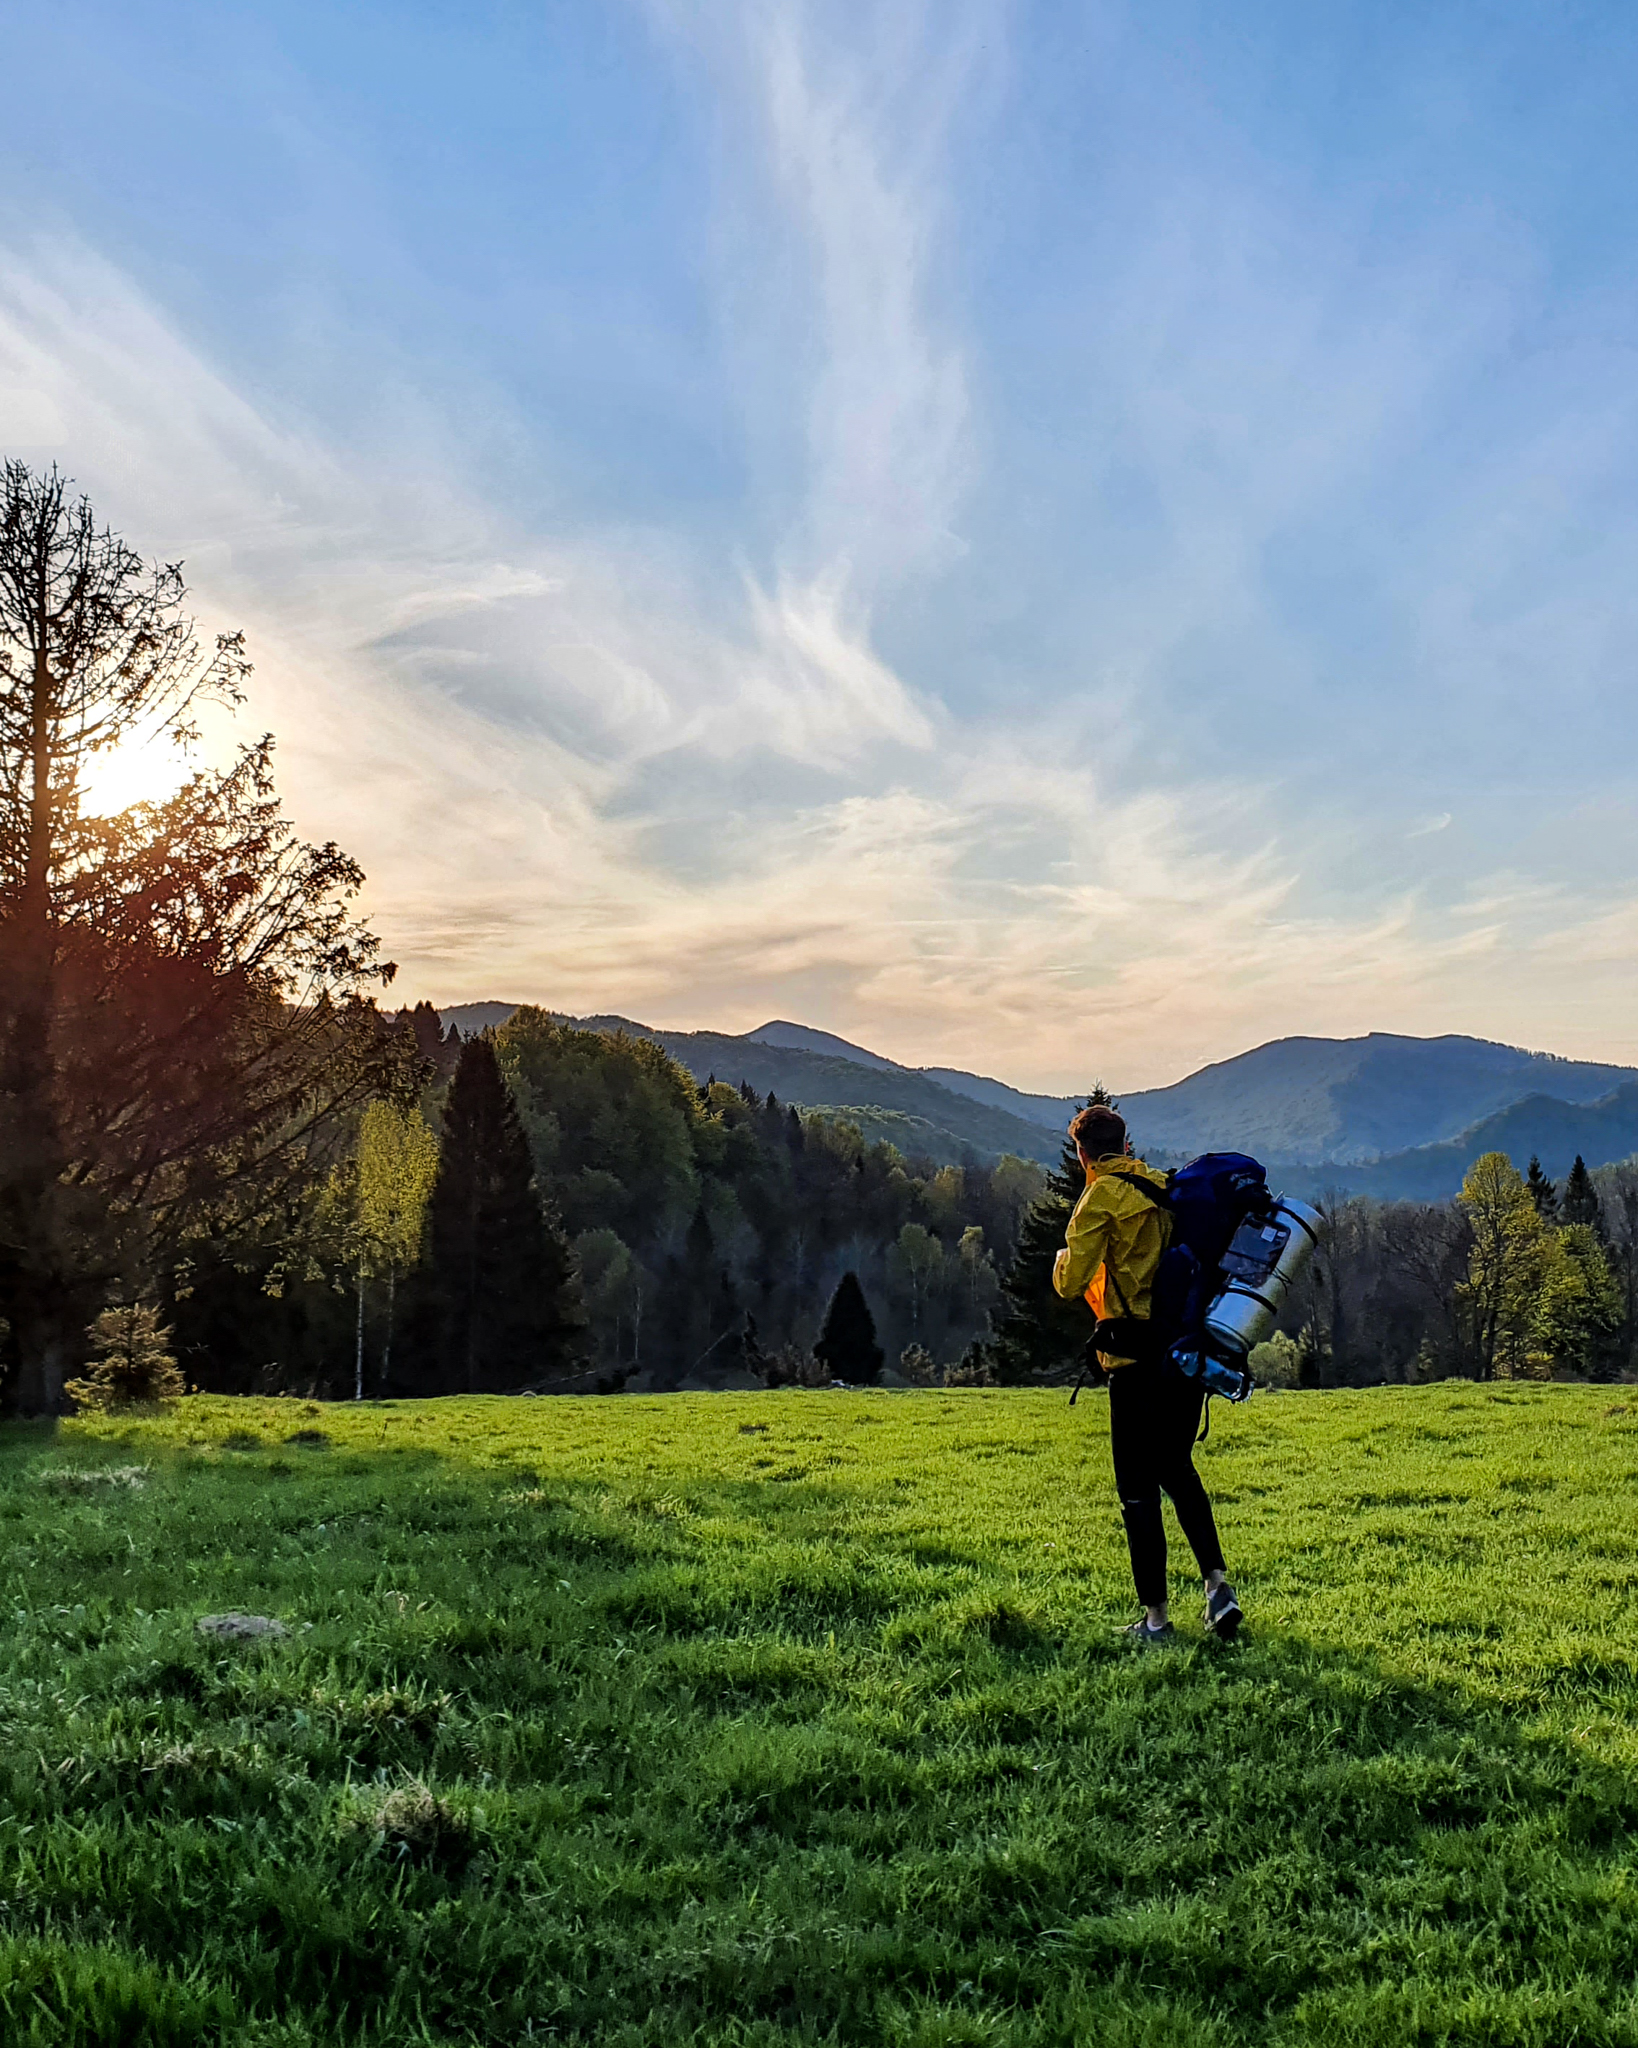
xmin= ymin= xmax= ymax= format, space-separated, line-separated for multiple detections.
xmin=0 ymin=458 xmax=1634 ymax=1414
xmin=172 ymin=1001 xmax=1048 ymax=1398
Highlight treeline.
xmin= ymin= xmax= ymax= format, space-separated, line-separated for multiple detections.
xmin=986 ymin=1132 xmax=1638 ymax=1388
xmin=1278 ymin=1151 xmax=1635 ymax=1385
xmin=181 ymin=1004 xmax=1050 ymax=1397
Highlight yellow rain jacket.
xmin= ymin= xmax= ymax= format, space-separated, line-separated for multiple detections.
xmin=1051 ymin=1153 xmax=1173 ymax=1367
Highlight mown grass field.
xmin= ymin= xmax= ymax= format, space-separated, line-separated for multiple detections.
xmin=2 ymin=1383 xmax=1636 ymax=2047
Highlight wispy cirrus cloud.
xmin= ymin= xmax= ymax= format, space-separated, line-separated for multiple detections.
xmin=6 ymin=1 xmax=1638 ymax=1090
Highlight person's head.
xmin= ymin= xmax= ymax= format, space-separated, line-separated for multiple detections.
xmin=1069 ymin=1103 xmax=1127 ymax=1165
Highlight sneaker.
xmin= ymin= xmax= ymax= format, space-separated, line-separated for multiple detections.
xmin=1124 ymin=1617 xmax=1175 ymax=1649
xmin=1204 ymin=1582 xmax=1242 ymax=1641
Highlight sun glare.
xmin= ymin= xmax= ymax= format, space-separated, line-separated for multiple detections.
xmin=78 ymin=735 xmax=190 ymax=818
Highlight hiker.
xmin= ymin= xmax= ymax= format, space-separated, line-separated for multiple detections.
xmin=1052 ymin=1102 xmax=1241 ymax=1646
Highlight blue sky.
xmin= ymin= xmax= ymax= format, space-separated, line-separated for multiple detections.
xmin=4 ymin=0 xmax=1637 ymax=1089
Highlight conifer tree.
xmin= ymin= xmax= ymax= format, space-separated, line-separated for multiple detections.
xmin=426 ymin=1037 xmax=584 ymax=1391
xmin=813 ymin=1271 xmax=883 ymax=1382
xmin=1526 ymin=1155 xmax=1558 ymax=1221
xmin=63 ymin=1304 xmax=185 ymax=1412
xmin=1560 ymin=1154 xmax=1603 ymax=1234
xmin=404 ymin=1002 xmax=445 ymax=1062
xmin=988 ymin=1090 xmax=1111 ymax=1383
xmin=0 ymin=462 xmax=405 ymax=1412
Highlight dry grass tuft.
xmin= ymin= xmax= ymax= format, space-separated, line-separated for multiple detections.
xmin=40 ymin=1464 xmax=149 ymax=1490
xmin=351 ymin=1780 xmax=473 ymax=1869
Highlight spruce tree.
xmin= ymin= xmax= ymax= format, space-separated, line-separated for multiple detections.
xmin=405 ymin=1002 xmax=445 ymax=1062
xmin=1560 ymin=1154 xmax=1603 ymax=1234
xmin=426 ymin=1037 xmax=585 ymax=1391
xmin=814 ymin=1271 xmax=884 ymax=1382
xmin=988 ymin=1088 xmax=1112 ymax=1384
xmin=1526 ymin=1155 xmax=1558 ymax=1221
xmin=64 ymin=1305 xmax=185 ymax=1412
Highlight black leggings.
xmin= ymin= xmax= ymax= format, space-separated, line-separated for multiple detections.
xmin=1108 ymin=1359 xmax=1226 ymax=1607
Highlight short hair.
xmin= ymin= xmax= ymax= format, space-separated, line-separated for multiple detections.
xmin=1068 ymin=1104 xmax=1127 ymax=1158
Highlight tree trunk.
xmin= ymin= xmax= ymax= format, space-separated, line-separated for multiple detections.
xmin=0 ymin=621 xmax=70 ymax=1412
xmin=354 ymin=1262 xmax=365 ymax=1401
xmin=383 ymin=1263 xmax=395 ymax=1386
xmin=5 ymin=1285 xmax=76 ymax=1414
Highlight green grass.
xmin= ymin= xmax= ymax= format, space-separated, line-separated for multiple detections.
xmin=1 ymin=1383 xmax=1636 ymax=2046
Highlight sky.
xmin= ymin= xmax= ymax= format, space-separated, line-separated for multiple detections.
xmin=3 ymin=0 xmax=1638 ymax=1091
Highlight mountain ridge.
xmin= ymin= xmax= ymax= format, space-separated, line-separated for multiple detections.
xmin=428 ymin=1003 xmax=1638 ymax=1190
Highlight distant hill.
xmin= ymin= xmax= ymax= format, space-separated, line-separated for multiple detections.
xmin=620 ymin=1025 xmax=1064 ymax=1165
xmin=1282 ymin=1083 xmax=1638 ymax=1204
xmin=1118 ymin=1033 xmax=1638 ymax=1165
xmin=438 ymin=1001 xmax=528 ymax=1037
xmin=792 ymin=1105 xmax=1012 ymax=1170
xmin=745 ymin=1020 xmax=904 ymax=1073
xmin=749 ymin=1020 xmax=1082 ymax=1125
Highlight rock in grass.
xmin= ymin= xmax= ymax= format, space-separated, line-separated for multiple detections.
xmin=196 ymin=1612 xmax=289 ymax=1641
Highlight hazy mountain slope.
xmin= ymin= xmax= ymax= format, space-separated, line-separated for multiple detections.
xmin=430 ymin=1005 xmax=1060 ymax=1163
xmin=632 ymin=1028 xmax=1062 ymax=1164
xmin=918 ymin=1067 xmax=1080 ymax=1126
xmin=1120 ymin=1033 xmax=1638 ymax=1164
xmin=1283 ymin=1084 xmax=1638 ymax=1202
xmin=438 ymin=1001 xmax=529 ymax=1036
xmin=751 ymin=1021 xmax=1081 ymax=1129
xmin=746 ymin=1021 xmax=903 ymax=1073
xmin=795 ymin=1106 xmax=1011 ymax=1170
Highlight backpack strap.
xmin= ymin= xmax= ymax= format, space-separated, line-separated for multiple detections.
xmin=1101 ymin=1169 xmax=1175 ymax=1211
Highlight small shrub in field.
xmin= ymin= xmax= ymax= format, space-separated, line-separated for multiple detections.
xmin=1249 ymin=1330 xmax=1303 ymax=1389
xmin=898 ymin=1344 xmax=937 ymax=1385
xmin=763 ymin=1343 xmax=827 ymax=1388
xmin=943 ymin=1342 xmax=995 ymax=1387
xmin=65 ymin=1306 xmax=185 ymax=1413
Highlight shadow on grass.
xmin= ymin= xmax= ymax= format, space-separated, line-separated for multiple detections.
xmin=2 ymin=1423 xmax=1636 ymax=2045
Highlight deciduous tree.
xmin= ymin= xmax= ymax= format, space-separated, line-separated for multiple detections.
xmin=353 ymin=1100 xmax=439 ymax=1395
xmin=1535 ymin=1223 xmax=1623 ymax=1378
xmin=1457 ymin=1152 xmax=1551 ymax=1379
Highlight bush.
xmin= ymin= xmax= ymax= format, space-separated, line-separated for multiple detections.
xmin=898 ymin=1345 xmax=938 ymax=1385
xmin=762 ymin=1344 xmax=828 ymax=1388
xmin=64 ymin=1305 xmax=186 ymax=1413
xmin=1248 ymin=1330 xmax=1302 ymax=1390
xmin=943 ymin=1342 xmax=995 ymax=1388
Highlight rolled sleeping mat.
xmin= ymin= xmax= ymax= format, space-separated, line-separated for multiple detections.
xmin=1203 ymin=1197 xmax=1322 ymax=1358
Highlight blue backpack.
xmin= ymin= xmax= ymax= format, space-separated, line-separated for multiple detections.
xmin=1071 ymin=1152 xmax=1270 ymax=1408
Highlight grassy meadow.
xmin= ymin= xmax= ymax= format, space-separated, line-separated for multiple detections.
xmin=2 ymin=1382 xmax=1636 ymax=2046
